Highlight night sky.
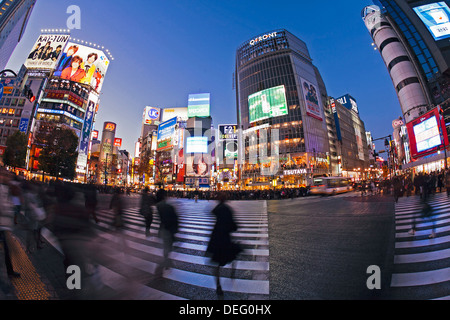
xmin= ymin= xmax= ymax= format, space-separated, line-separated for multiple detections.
xmin=6 ymin=0 xmax=401 ymax=155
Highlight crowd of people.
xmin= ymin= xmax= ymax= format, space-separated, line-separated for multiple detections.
xmin=355 ymin=170 xmax=450 ymax=201
xmin=0 ymin=168 xmax=243 ymax=298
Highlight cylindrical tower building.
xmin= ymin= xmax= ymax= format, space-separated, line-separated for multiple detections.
xmin=362 ymin=5 xmax=429 ymax=123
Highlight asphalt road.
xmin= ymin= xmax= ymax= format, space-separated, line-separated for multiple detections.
xmin=267 ymin=193 xmax=396 ymax=300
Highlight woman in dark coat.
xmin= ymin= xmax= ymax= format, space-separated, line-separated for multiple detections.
xmin=207 ymin=193 xmax=242 ymax=296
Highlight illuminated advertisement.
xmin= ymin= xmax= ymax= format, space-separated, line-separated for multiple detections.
xmin=186 ymin=137 xmax=208 ymax=154
xmin=157 ymin=117 xmax=177 ymax=151
xmin=53 ymin=42 xmax=110 ymax=93
xmin=186 ymin=154 xmax=210 ymax=177
xmin=114 ymin=138 xmax=123 ymax=147
xmin=406 ymin=107 xmax=449 ymax=159
xmin=162 ymin=107 xmax=188 ymax=122
xmin=24 ymin=34 xmax=70 ymax=70
xmin=188 ymin=93 xmax=211 ymax=118
xmin=143 ymin=107 xmax=161 ymax=125
xmin=248 ymin=85 xmax=288 ymax=123
xmin=414 ymin=2 xmax=450 ymax=41
xmin=224 ymin=141 xmax=238 ymax=159
xmin=301 ymin=78 xmax=323 ymax=121
xmin=104 ymin=122 xmax=116 ymax=133
xmin=218 ymin=125 xmax=238 ymax=141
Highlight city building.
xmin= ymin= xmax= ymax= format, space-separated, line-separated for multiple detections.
xmin=20 ymin=33 xmax=113 ymax=181
xmin=0 ymin=0 xmax=36 ymax=70
xmin=183 ymin=94 xmax=213 ymax=189
xmin=329 ymin=96 xmax=371 ymax=180
xmin=235 ymin=29 xmax=331 ymax=188
xmin=0 ymin=65 xmax=45 ymax=162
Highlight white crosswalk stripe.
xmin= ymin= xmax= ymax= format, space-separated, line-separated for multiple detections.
xmin=391 ymin=192 xmax=450 ymax=300
xmin=45 ymin=198 xmax=270 ymax=300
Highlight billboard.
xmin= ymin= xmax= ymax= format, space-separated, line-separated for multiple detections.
xmin=162 ymin=107 xmax=188 ymax=122
xmin=24 ymin=34 xmax=70 ymax=70
xmin=157 ymin=117 xmax=177 ymax=151
xmin=186 ymin=137 xmax=208 ymax=154
xmin=114 ymin=138 xmax=123 ymax=147
xmin=186 ymin=154 xmax=210 ymax=177
xmin=188 ymin=93 xmax=210 ymax=118
xmin=414 ymin=2 xmax=450 ymax=41
xmin=218 ymin=125 xmax=238 ymax=141
xmin=143 ymin=107 xmax=161 ymax=125
xmin=248 ymin=85 xmax=288 ymax=123
xmin=336 ymin=94 xmax=359 ymax=114
xmin=406 ymin=107 xmax=449 ymax=159
xmin=300 ymin=78 xmax=323 ymax=121
xmin=53 ymin=42 xmax=110 ymax=93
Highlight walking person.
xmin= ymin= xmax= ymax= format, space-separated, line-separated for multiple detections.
xmin=9 ymin=176 xmax=22 ymax=225
xmin=110 ymin=187 xmax=128 ymax=254
xmin=84 ymin=184 xmax=99 ymax=224
xmin=393 ymin=176 xmax=402 ymax=203
xmin=22 ymin=181 xmax=47 ymax=253
xmin=206 ymin=193 xmax=242 ymax=296
xmin=0 ymin=170 xmax=20 ymax=283
xmin=408 ymin=187 xmax=436 ymax=238
xmin=140 ymin=187 xmax=154 ymax=237
xmin=155 ymin=189 xmax=178 ymax=275
xmin=446 ymin=170 xmax=450 ymax=197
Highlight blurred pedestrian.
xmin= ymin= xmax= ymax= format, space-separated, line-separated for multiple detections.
xmin=155 ymin=189 xmax=178 ymax=275
xmin=9 ymin=175 xmax=22 ymax=225
xmin=393 ymin=176 xmax=402 ymax=203
xmin=110 ymin=187 xmax=124 ymax=230
xmin=206 ymin=192 xmax=242 ymax=296
xmin=0 ymin=170 xmax=21 ymax=282
xmin=84 ymin=184 xmax=99 ymax=224
xmin=22 ymin=181 xmax=47 ymax=253
xmin=140 ymin=186 xmax=154 ymax=237
xmin=408 ymin=190 xmax=436 ymax=238
xmin=446 ymin=170 xmax=450 ymax=197
xmin=51 ymin=182 xmax=98 ymax=298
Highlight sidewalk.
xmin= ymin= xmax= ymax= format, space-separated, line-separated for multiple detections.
xmin=0 ymin=215 xmax=68 ymax=300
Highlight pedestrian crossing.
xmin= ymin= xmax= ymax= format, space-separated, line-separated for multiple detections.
xmin=390 ymin=192 xmax=450 ymax=300
xmin=43 ymin=198 xmax=270 ymax=300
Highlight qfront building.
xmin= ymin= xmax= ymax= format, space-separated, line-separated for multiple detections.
xmin=235 ymin=30 xmax=333 ymax=188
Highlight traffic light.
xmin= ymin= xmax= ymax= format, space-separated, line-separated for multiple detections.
xmin=23 ymin=85 xmax=35 ymax=103
xmin=438 ymin=105 xmax=444 ymax=119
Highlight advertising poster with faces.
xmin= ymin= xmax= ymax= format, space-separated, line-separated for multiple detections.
xmin=301 ymin=78 xmax=323 ymax=122
xmin=24 ymin=34 xmax=70 ymax=70
xmin=53 ymin=42 xmax=110 ymax=93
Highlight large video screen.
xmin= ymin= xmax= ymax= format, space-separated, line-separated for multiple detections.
xmin=406 ymin=107 xmax=449 ymax=159
xmin=157 ymin=117 xmax=177 ymax=151
xmin=188 ymin=93 xmax=210 ymax=118
xmin=414 ymin=2 xmax=450 ymax=41
xmin=414 ymin=116 xmax=441 ymax=153
xmin=248 ymin=85 xmax=288 ymax=123
xmin=186 ymin=137 xmax=208 ymax=154
xmin=53 ymin=42 xmax=110 ymax=93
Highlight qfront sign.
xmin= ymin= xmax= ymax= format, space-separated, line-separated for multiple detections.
xmin=249 ymin=32 xmax=278 ymax=46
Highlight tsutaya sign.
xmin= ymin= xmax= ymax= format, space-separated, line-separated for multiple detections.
xmin=250 ymin=32 xmax=278 ymax=46
xmin=283 ymin=168 xmax=308 ymax=176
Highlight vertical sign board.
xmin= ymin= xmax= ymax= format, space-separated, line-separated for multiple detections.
xmin=406 ymin=107 xmax=449 ymax=159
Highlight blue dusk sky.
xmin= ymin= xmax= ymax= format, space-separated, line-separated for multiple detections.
xmin=6 ymin=0 xmax=401 ymax=155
